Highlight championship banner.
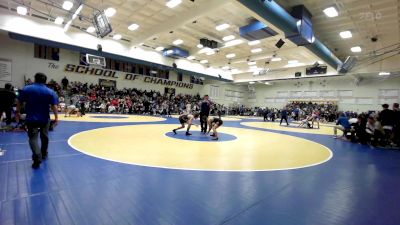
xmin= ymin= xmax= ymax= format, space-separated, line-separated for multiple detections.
xmin=64 ymin=64 xmax=194 ymax=89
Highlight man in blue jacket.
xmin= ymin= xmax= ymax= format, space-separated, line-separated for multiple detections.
xmin=333 ymin=113 xmax=351 ymax=139
xmin=17 ymin=73 xmax=59 ymax=169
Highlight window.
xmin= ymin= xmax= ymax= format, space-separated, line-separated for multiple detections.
xmin=177 ymin=72 xmax=183 ymax=81
xmin=34 ymin=44 xmax=59 ymax=61
xmin=138 ymin=66 xmax=144 ymax=75
xmin=190 ymin=76 xmax=203 ymax=85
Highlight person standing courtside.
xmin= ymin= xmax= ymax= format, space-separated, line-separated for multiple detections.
xmin=17 ymin=73 xmax=59 ymax=169
xmin=0 ymin=83 xmax=16 ymax=127
xmin=280 ymin=107 xmax=289 ymax=126
xmin=199 ymin=95 xmax=211 ymax=133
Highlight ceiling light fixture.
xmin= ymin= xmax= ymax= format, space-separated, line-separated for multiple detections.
xmin=226 ymin=53 xmax=236 ymax=58
xmin=222 ymin=35 xmax=235 ymax=42
xmin=248 ymin=61 xmax=256 ymax=65
xmin=166 ymin=0 xmax=182 ymax=8
xmin=200 ymin=59 xmax=208 ymax=64
xmin=113 ymin=34 xmax=122 ymax=40
xmin=251 ymin=48 xmax=262 ymax=53
xmin=198 ymin=47 xmax=213 ymax=54
xmin=197 ymin=44 xmax=204 ymax=48
xmin=54 ymin=17 xmax=64 ymax=25
xmin=206 ymin=51 xmax=215 ymax=55
xmin=271 ymin=57 xmax=282 ymax=62
xmin=128 ymin=23 xmax=139 ymax=31
xmin=187 ymin=56 xmax=195 ymax=60
xmin=249 ymin=66 xmax=258 ymax=70
xmin=288 ymin=60 xmax=299 ymax=64
xmin=105 ymin=7 xmax=116 ymax=17
xmin=379 ymin=72 xmax=390 ymax=76
xmin=351 ymin=46 xmax=362 ymax=52
xmin=224 ymin=39 xmax=244 ymax=48
xmin=248 ymin=40 xmax=261 ymax=46
xmin=323 ymin=6 xmax=339 ymax=17
xmin=222 ymin=66 xmax=230 ymax=70
xmin=173 ymin=39 xmax=183 ymax=45
xmin=216 ymin=23 xmax=230 ymax=31
xmin=16 ymin=6 xmax=27 ymax=15
xmin=339 ymin=31 xmax=352 ymax=39
xmin=87 ymin=26 xmax=95 ymax=33
xmin=62 ymin=1 xmax=73 ymax=11
xmin=155 ymin=47 xmax=165 ymax=51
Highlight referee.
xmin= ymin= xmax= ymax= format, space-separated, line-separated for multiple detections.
xmin=17 ymin=73 xmax=59 ymax=169
xmin=199 ymin=95 xmax=211 ymax=133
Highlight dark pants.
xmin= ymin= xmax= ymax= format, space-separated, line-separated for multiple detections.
xmin=280 ymin=116 xmax=289 ymax=125
xmin=27 ymin=122 xmax=50 ymax=162
xmin=200 ymin=112 xmax=209 ymax=132
xmin=0 ymin=106 xmax=12 ymax=125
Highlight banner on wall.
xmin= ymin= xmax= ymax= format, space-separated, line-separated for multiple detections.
xmin=0 ymin=59 xmax=12 ymax=82
xmin=64 ymin=64 xmax=194 ymax=89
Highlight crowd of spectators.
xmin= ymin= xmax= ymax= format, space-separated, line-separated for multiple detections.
xmin=342 ymin=103 xmax=400 ymax=148
xmin=2 ymin=79 xmax=399 ymax=148
xmin=49 ymin=80 xmax=228 ymax=117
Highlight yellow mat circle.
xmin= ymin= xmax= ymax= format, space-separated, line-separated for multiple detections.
xmin=52 ymin=114 xmax=166 ymax=123
xmin=241 ymin=122 xmax=339 ymax=135
xmin=171 ymin=115 xmax=242 ymax=121
xmin=68 ymin=125 xmax=332 ymax=171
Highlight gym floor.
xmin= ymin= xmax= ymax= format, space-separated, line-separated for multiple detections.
xmin=1 ymin=115 xmax=399 ymax=225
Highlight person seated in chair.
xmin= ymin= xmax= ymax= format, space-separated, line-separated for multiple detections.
xmin=351 ymin=114 xmax=367 ymax=144
xmin=366 ymin=116 xmax=384 ymax=146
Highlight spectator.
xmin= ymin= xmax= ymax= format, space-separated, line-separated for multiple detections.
xmin=378 ymin=104 xmax=395 ymax=145
xmin=392 ymin=103 xmax=400 ymax=146
xmin=61 ymin=76 xmax=69 ymax=90
xmin=333 ymin=113 xmax=351 ymax=139
xmin=280 ymin=107 xmax=289 ymax=126
xmin=17 ymin=73 xmax=59 ymax=169
xmin=0 ymin=83 xmax=16 ymax=127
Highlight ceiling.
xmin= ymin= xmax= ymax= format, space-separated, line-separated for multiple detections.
xmin=0 ymin=0 xmax=399 ymax=79
xmin=276 ymin=0 xmax=400 ymax=59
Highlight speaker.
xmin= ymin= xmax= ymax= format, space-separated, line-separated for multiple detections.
xmin=275 ymin=39 xmax=285 ymax=48
xmin=172 ymin=63 xmax=177 ymax=68
xmin=295 ymin=72 xmax=302 ymax=77
xmin=97 ymin=44 xmax=102 ymax=52
xmin=200 ymin=38 xmax=218 ymax=49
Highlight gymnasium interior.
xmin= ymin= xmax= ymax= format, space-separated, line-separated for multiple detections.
xmin=0 ymin=0 xmax=400 ymax=224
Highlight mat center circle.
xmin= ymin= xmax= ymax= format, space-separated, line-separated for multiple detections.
xmin=68 ymin=124 xmax=332 ymax=171
xmin=165 ymin=131 xmax=237 ymax=142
